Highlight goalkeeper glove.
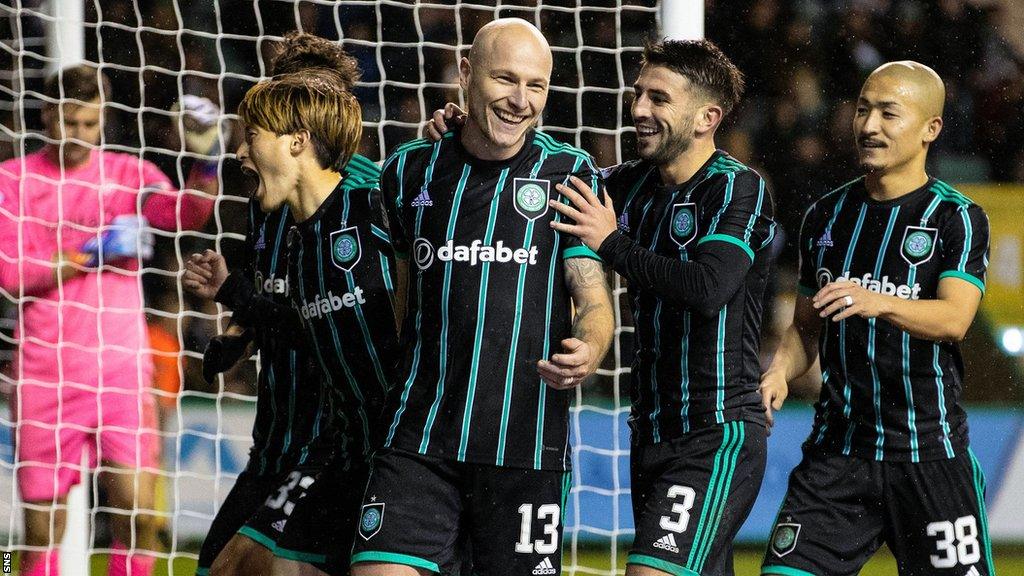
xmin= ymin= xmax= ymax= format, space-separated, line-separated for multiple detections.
xmin=203 ymin=331 xmax=253 ymax=384
xmin=173 ymin=95 xmax=221 ymax=156
xmin=80 ymin=215 xmax=154 ymax=267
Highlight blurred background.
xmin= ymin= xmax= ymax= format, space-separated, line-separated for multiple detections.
xmin=1 ymin=0 xmax=1022 ymax=574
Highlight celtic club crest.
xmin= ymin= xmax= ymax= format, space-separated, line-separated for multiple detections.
xmin=670 ymin=202 xmax=698 ymax=248
xmin=770 ymin=523 xmax=801 ymax=558
xmin=900 ymin=226 xmax=938 ymax=267
xmin=329 ymin=226 xmax=362 ymax=272
xmin=359 ymin=502 xmax=384 ymax=540
xmin=513 ymin=178 xmax=550 ymax=221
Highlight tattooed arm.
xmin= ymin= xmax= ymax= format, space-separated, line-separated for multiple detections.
xmin=537 ymin=257 xmax=615 ymax=390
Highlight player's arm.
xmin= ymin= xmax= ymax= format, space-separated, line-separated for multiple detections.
xmin=760 ymin=295 xmax=821 ymax=427
xmin=537 ymin=256 xmax=614 ymax=390
xmin=551 ymin=171 xmax=772 ymax=317
xmin=814 ymin=204 xmax=988 ymax=342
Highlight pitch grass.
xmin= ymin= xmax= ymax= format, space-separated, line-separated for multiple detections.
xmin=20 ymin=545 xmax=1022 ymax=574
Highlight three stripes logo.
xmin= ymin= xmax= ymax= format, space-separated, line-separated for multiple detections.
xmin=532 ymin=557 xmax=556 ymax=575
xmin=652 ymin=533 xmax=680 ymax=554
xmin=411 ymin=186 xmax=433 ymax=207
xmin=271 ymin=519 xmax=287 ymax=532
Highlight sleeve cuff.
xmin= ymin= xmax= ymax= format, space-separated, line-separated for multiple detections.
xmin=214 ymin=272 xmax=255 ymax=311
xmin=562 ymin=245 xmax=602 ymax=261
xmin=696 ymin=233 xmax=755 ymax=262
xmin=938 ymin=270 xmax=986 ymax=295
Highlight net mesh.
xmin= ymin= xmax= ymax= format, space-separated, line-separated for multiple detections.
xmin=0 ymin=1 xmax=661 ymax=574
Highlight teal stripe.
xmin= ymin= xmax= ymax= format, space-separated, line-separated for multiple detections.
xmin=370 ymin=223 xmax=390 ymax=243
xmin=901 ymin=268 xmax=920 ymax=462
xmin=866 ymin=206 xmax=900 ymax=460
xmin=238 ymin=525 xmax=278 ymax=553
xmin=714 ymin=308 xmax=727 ymax=424
xmin=561 ymin=245 xmax=601 ymax=260
xmin=274 ymin=546 xmax=328 ymax=564
xmin=313 ymin=221 xmax=371 ymax=455
xmin=351 ymin=551 xmax=439 ymax=573
xmin=497 ymin=154 xmax=547 ymax=465
xmin=813 ymin=188 xmax=850 ymax=449
xmin=694 ymin=422 xmax=745 ymax=571
xmin=280 ymin=354 xmax=296 ymax=467
xmin=932 ymin=344 xmax=955 ymax=458
xmin=686 ymin=423 xmax=735 ymax=568
xmin=260 ymin=206 xmax=290 ymax=471
xmin=627 ymin=554 xmax=699 ymax=576
xmin=420 ymin=163 xmax=471 ymax=453
xmin=636 ymin=189 xmax=663 ymax=442
xmin=706 ymin=172 xmax=735 ymax=234
xmin=957 ymin=206 xmax=973 ymax=272
xmin=195 ymin=569 xmax=210 ymax=576
xmin=536 ymin=158 xmax=583 ymax=468
xmin=744 ymin=177 xmax=766 ymax=245
xmin=762 ymin=567 xmax=818 ymax=576
xmin=697 ymin=233 xmax=754 ymax=262
xmin=384 ymin=149 xmax=433 ymax=447
xmin=459 ymin=168 xmax=508 ymax=461
xmin=839 ymin=204 xmax=868 ymax=424
xmin=969 ymin=450 xmax=996 ymax=573
xmin=340 ymin=189 xmax=390 ymax=398
xmin=939 ymin=270 xmax=985 ymax=294
xmin=380 ymin=252 xmax=396 ymax=320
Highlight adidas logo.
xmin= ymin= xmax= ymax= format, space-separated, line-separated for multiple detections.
xmin=254 ymin=225 xmax=267 ymax=250
xmin=532 ymin=557 xmax=556 ymax=575
xmin=816 ymin=230 xmax=833 ymax=247
xmin=411 ymin=187 xmax=433 ymax=207
xmin=271 ymin=519 xmax=287 ymax=532
xmin=617 ymin=213 xmax=630 ymax=233
xmin=653 ymin=533 xmax=679 ymax=554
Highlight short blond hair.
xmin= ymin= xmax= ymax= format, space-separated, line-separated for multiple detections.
xmin=237 ymin=72 xmax=362 ymax=172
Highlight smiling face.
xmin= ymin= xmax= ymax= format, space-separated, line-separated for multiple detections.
xmin=235 ymin=124 xmax=298 ymax=212
xmin=854 ymin=65 xmax=943 ymax=175
xmin=461 ymin=20 xmax=552 ymax=159
xmin=43 ymin=98 xmax=102 ymax=168
xmin=631 ymin=64 xmax=702 ymax=165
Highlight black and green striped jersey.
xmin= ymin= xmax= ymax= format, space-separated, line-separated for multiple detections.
xmin=797 ymin=177 xmax=989 ymax=462
xmin=286 ymin=155 xmax=397 ymax=460
xmin=380 ymin=129 xmax=602 ymax=471
xmin=243 ymin=200 xmax=332 ymax=475
xmin=602 ymin=152 xmax=775 ymax=444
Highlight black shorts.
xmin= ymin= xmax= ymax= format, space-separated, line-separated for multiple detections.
xmin=237 ymin=466 xmax=320 ymax=555
xmin=628 ymin=421 xmax=766 ymax=576
xmin=196 ymin=468 xmax=284 ymax=574
xmin=761 ymin=448 xmax=995 ymax=576
xmin=350 ymin=448 xmax=571 ymax=576
xmin=273 ymin=459 xmax=370 ymax=575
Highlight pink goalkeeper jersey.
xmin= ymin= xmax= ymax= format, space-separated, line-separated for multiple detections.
xmin=0 ymin=149 xmax=213 ymax=389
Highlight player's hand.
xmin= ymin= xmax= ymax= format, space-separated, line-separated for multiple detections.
xmin=175 ymin=95 xmax=221 ymax=156
xmin=813 ymin=280 xmax=888 ymax=321
xmin=538 ymin=338 xmax=595 ymax=390
xmin=424 ymin=102 xmax=466 ymax=141
xmin=549 ymin=176 xmax=618 ymax=251
xmin=202 ymin=331 xmax=254 ymax=384
xmin=759 ymin=369 xmax=789 ymax=432
xmin=183 ymin=249 xmax=229 ymax=300
xmin=80 ymin=215 xmax=155 ymax=267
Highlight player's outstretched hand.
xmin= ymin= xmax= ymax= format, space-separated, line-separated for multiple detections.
xmin=813 ymin=280 xmax=886 ymax=321
xmin=759 ymin=369 xmax=789 ymax=432
xmin=183 ymin=249 xmax=229 ymax=300
xmin=549 ymin=176 xmax=618 ymax=251
xmin=202 ymin=331 xmax=253 ymax=384
xmin=424 ymin=102 xmax=466 ymax=141
xmin=538 ymin=338 xmax=595 ymax=390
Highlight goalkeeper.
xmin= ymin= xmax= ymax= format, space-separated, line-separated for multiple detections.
xmin=182 ymin=32 xmax=377 ymax=576
xmin=0 ymin=65 xmax=217 ymax=576
xmin=184 ymin=59 xmax=396 ymax=575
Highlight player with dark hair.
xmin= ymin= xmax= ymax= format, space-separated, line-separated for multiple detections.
xmin=760 ymin=61 xmax=994 ymax=576
xmin=349 ymin=18 xmax=614 ymax=576
xmin=0 ymin=64 xmax=217 ymax=576
xmin=546 ymin=39 xmax=775 ymax=576
xmin=183 ymin=33 xmax=389 ymax=576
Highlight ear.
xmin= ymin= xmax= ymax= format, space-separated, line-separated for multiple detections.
xmin=923 ymin=116 xmax=943 ymax=144
xmin=459 ymin=57 xmax=471 ymax=92
xmin=695 ymin=104 xmax=724 ymax=137
xmin=290 ymin=129 xmax=311 ymax=157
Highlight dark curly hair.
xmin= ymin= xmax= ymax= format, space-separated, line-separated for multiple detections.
xmin=270 ymin=31 xmax=361 ymax=90
xmin=642 ymin=39 xmax=744 ymax=115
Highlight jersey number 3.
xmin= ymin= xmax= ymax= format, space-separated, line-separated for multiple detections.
xmin=660 ymin=485 xmax=697 ymax=533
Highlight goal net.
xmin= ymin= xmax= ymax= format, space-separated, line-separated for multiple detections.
xmin=1 ymin=1 xmax=662 ymax=574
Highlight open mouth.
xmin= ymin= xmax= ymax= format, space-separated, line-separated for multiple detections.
xmin=239 ymin=164 xmax=262 ymax=197
xmin=493 ymin=108 xmax=529 ymax=127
